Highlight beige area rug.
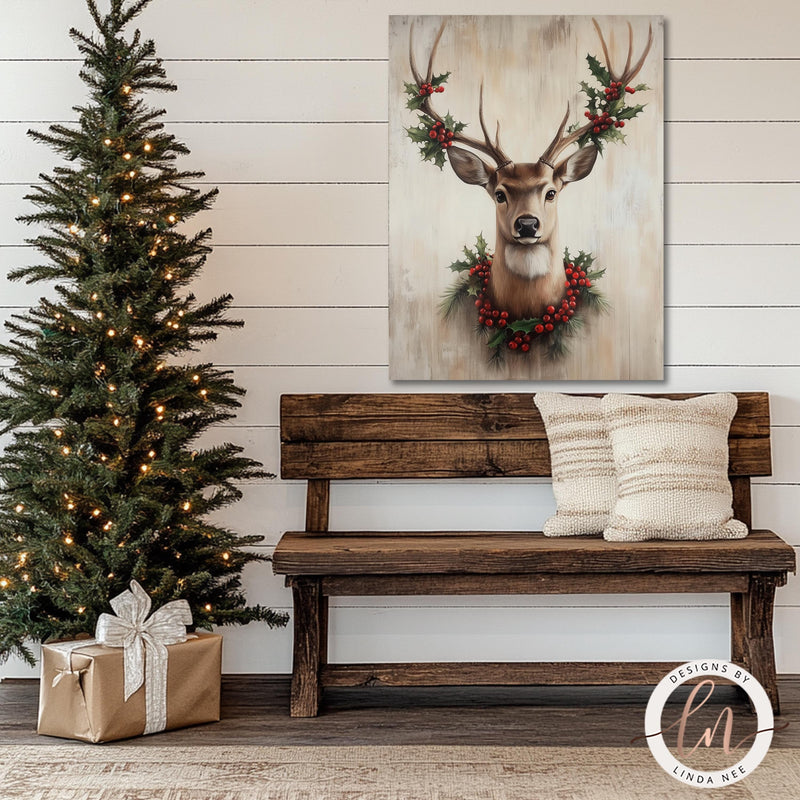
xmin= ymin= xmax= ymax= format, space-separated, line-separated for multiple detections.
xmin=1 ymin=745 xmax=799 ymax=800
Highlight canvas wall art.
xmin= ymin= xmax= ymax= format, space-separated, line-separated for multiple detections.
xmin=388 ymin=15 xmax=664 ymax=380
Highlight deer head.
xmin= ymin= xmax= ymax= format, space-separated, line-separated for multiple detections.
xmin=409 ymin=19 xmax=653 ymax=319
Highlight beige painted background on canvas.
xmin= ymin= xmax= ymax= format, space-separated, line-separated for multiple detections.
xmin=389 ymin=15 xmax=664 ymax=380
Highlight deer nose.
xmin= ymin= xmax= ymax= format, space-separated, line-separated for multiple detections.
xmin=514 ymin=215 xmax=540 ymax=237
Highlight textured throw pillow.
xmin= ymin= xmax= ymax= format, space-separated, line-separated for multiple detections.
xmin=534 ymin=393 xmax=616 ymax=536
xmin=601 ymin=393 xmax=748 ymax=542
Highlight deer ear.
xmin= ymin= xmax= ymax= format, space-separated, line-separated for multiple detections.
xmin=447 ymin=146 xmax=494 ymax=187
xmin=554 ymin=145 xmax=598 ymax=186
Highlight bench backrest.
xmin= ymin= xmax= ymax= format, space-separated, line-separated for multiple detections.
xmin=280 ymin=392 xmax=771 ymax=529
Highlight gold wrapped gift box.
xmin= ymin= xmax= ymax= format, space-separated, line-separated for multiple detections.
xmin=37 ymin=632 xmax=222 ymax=743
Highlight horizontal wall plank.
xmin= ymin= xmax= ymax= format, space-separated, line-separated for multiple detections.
xmin=0 ymin=62 xmax=388 ymax=123
xmin=0 ymin=122 xmax=389 ymax=186
xmin=0 ymin=184 xmax=389 ymax=246
xmin=4 ymin=122 xmax=800 ymax=188
xmin=666 ymin=245 xmax=800 ymax=307
xmin=226 ymin=365 xmax=800 ymax=428
xmin=3 ymin=184 xmax=799 ymax=247
xmin=667 ymin=308 xmax=800 ymax=366
xmin=5 ymin=242 xmax=800 ymax=311
xmin=0 ymin=246 xmax=389 ymax=309
xmin=216 ymin=479 xmax=800 ymax=547
xmin=4 ymin=60 xmax=800 ymax=124
xmin=4 ymin=307 xmax=800 ymax=368
xmin=4 ymin=603 xmax=799 ymax=679
xmin=2 ymin=1 xmax=799 ymax=60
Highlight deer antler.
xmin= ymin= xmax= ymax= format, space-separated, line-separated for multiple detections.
xmin=539 ymin=19 xmax=653 ymax=168
xmin=538 ymin=104 xmax=592 ymax=168
xmin=410 ymin=20 xmax=512 ymax=170
xmin=592 ymin=18 xmax=654 ymax=87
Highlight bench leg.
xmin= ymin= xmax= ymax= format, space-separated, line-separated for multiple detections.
xmin=290 ymin=577 xmax=324 ymax=717
xmin=743 ymin=576 xmax=780 ymax=715
xmin=730 ymin=592 xmax=748 ymax=669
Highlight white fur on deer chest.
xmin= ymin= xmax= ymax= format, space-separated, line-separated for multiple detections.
xmin=504 ymin=242 xmax=553 ymax=279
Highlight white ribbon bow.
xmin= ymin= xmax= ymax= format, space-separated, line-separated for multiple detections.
xmin=95 ymin=580 xmax=192 ymax=735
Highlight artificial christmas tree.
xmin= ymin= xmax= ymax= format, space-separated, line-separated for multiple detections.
xmin=0 ymin=0 xmax=286 ymax=666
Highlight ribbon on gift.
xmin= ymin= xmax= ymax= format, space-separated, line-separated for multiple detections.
xmin=95 ymin=580 xmax=192 ymax=735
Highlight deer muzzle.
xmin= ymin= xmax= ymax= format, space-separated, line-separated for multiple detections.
xmin=514 ymin=214 xmax=540 ymax=240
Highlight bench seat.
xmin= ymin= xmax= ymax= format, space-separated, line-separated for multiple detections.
xmin=273 ymin=529 xmax=795 ymax=576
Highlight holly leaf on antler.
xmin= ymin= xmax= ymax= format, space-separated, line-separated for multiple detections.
xmin=615 ymin=103 xmax=647 ymax=121
xmin=586 ymin=54 xmax=611 ymax=86
xmin=405 ymin=125 xmax=431 ymax=143
xmin=430 ymin=72 xmax=451 ymax=88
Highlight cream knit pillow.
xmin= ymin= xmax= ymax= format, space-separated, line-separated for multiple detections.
xmin=601 ymin=393 xmax=748 ymax=542
xmin=534 ymin=393 xmax=615 ymax=536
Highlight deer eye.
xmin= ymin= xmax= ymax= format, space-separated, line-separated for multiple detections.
xmin=495 ymin=190 xmax=507 ymax=204
xmin=545 ymin=189 xmax=557 ymax=201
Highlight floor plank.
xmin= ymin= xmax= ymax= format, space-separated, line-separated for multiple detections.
xmin=3 ymin=675 xmax=799 ymax=747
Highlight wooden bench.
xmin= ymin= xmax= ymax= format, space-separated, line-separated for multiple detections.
xmin=272 ymin=392 xmax=796 ymax=717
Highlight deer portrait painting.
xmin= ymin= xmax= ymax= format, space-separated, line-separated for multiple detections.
xmin=388 ymin=16 xmax=663 ymax=380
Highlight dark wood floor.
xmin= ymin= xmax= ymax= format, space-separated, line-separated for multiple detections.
xmin=3 ymin=676 xmax=799 ymax=747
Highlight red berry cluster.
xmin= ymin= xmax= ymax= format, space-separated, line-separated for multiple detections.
xmin=428 ymin=120 xmax=455 ymax=148
xmin=469 ymin=257 xmax=590 ymax=352
xmin=508 ymin=332 xmax=532 ymax=352
xmin=419 ymin=82 xmax=445 ymax=96
xmin=584 ymin=82 xmax=636 ymax=133
xmin=585 ymin=109 xmax=626 ymax=132
xmin=605 ymin=81 xmax=635 ymax=101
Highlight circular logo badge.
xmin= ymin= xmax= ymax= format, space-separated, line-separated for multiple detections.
xmin=644 ymin=660 xmax=774 ymax=788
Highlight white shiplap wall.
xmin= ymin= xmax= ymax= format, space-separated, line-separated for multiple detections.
xmin=1 ymin=0 xmax=799 ymax=677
